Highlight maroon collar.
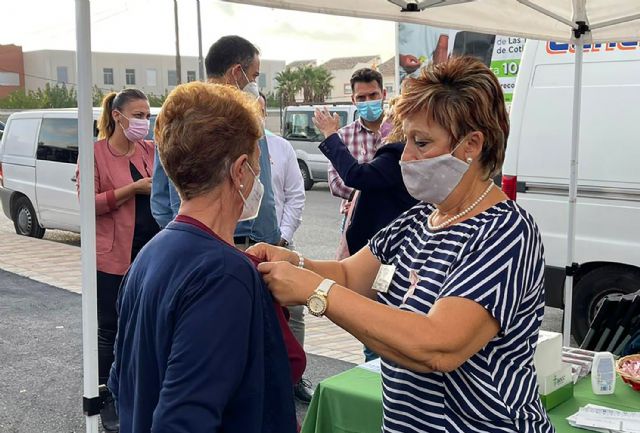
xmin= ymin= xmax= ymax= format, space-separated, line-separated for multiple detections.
xmin=174 ymin=215 xmax=263 ymax=266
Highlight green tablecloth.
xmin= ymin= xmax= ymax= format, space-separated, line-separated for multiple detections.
xmin=302 ymin=367 xmax=640 ymax=433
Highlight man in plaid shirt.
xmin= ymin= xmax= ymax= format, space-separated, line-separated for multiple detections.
xmin=313 ymin=68 xmax=389 ymax=362
xmin=326 ymin=68 xmax=389 ymax=215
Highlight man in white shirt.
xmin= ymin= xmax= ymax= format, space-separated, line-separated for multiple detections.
xmin=258 ymin=93 xmax=313 ymax=403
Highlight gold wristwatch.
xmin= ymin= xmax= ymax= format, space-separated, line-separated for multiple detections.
xmin=307 ymin=279 xmax=335 ymax=317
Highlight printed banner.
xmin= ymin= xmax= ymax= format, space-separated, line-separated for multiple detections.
xmin=397 ymin=23 xmax=524 ymax=104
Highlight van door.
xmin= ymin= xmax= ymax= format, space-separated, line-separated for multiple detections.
xmin=0 ymin=117 xmax=40 ymax=211
xmin=34 ymin=117 xmax=80 ymax=231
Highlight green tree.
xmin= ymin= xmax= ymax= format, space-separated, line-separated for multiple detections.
xmin=92 ymin=85 xmax=106 ymax=107
xmin=0 ymin=83 xmax=78 ymax=109
xmin=275 ymin=66 xmax=334 ymax=106
xmin=265 ymin=92 xmax=280 ymax=108
xmin=41 ymin=83 xmax=77 ymax=108
xmin=147 ymin=92 xmax=167 ymax=107
xmin=311 ymin=67 xmax=334 ymax=104
xmin=0 ymin=89 xmax=41 ymax=109
xmin=297 ymin=65 xmax=316 ymax=104
xmin=275 ymin=68 xmax=301 ymax=106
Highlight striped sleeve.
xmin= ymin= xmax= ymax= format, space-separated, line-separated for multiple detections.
xmin=438 ymin=215 xmax=541 ymax=334
xmin=369 ymin=203 xmax=424 ymax=265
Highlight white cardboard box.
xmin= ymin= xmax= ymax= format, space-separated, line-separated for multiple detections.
xmin=537 ymin=362 xmax=574 ymax=395
xmin=534 ymin=331 xmax=563 ymax=377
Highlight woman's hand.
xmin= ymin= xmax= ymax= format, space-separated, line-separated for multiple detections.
xmin=134 ymin=177 xmax=152 ymax=195
xmin=257 ymin=261 xmax=323 ymax=306
xmin=246 ymin=242 xmax=299 ymax=265
xmin=312 ymin=107 xmax=341 ymax=139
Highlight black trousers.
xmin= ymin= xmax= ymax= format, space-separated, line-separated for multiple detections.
xmin=96 ymin=271 xmax=123 ymax=385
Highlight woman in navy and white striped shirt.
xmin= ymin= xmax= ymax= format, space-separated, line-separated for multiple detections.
xmin=251 ymin=56 xmax=554 ymax=433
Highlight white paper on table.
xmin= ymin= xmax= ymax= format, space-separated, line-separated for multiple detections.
xmin=567 ymin=404 xmax=640 ymax=433
xmin=357 ymin=358 xmax=381 ymax=374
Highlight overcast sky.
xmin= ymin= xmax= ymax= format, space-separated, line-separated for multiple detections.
xmin=1 ymin=0 xmax=396 ymax=64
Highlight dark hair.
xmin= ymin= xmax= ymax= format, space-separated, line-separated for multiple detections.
xmin=350 ymin=68 xmax=383 ymax=92
xmin=97 ymin=89 xmax=147 ymax=139
xmin=205 ymin=35 xmax=260 ymax=78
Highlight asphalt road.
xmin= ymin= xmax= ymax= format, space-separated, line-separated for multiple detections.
xmin=0 ymin=269 xmax=354 ymax=433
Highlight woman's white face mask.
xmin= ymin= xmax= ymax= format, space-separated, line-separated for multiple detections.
xmin=237 ymin=161 xmax=263 ymax=221
xmin=400 ymin=137 xmax=470 ymax=205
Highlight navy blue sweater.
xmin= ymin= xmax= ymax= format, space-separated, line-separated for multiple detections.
xmin=319 ymin=134 xmax=418 ymax=255
xmin=108 ymin=221 xmax=296 ymax=433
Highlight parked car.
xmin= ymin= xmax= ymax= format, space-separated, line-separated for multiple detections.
xmin=282 ymin=104 xmax=359 ymax=190
xmin=502 ymin=39 xmax=640 ymax=343
xmin=0 ymin=107 xmax=159 ymax=238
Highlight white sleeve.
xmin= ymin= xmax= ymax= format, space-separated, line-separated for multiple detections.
xmin=279 ymin=139 xmax=305 ymax=242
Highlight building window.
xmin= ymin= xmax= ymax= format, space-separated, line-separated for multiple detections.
xmin=258 ymin=73 xmax=267 ymax=89
xmin=125 ymin=69 xmax=136 ymax=85
xmin=103 ymin=68 xmax=114 ymax=85
xmin=343 ymin=83 xmax=352 ymax=95
xmin=168 ymin=70 xmax=177 ymax=86
xmin=385 ymin=84 xmax=394 ymax=93
xmin=57 ymin=66 xmax=68 ymax=84
xmin=187 ymin=70 xmax=196 ymax=82
xmin=146 ymin=69 xmax=157 ymax=86
xmin=0 ymin=72 xmax=20 ymax=86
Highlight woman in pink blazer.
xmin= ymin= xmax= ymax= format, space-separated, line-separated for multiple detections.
xmin=77 ymin=89 xmax=158 ymax=431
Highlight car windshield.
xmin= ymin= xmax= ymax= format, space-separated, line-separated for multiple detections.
xmin=283 ymin=110 xmax=348 ymax=141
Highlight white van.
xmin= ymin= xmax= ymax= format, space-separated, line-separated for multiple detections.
xmin=282 ymin=104 xmax=359 ymax=190
xmin=502 ymin=39 xmax=640 ymax=342
xmin=0 ymin=108 xmax=159 ymax=238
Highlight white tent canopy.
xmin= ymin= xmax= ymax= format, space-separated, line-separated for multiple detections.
xmin=74 ymin=1 xmax=640 ymax=431
xmin=224 ymin=0 xmax=640 ymax=43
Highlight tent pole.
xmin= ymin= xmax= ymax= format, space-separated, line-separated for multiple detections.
xmin=562 ymin=33 xmax=584 ymax=347
xmin=75 ymin=0 xmax=100 ymax=431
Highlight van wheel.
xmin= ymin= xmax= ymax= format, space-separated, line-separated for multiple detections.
xmin=299 ymin=161 xmax=314 ymax=191
xmin=12 ymin=196 xmax=46 ymax=238
xmin=571 ymin=265 xmax=640 ymax=345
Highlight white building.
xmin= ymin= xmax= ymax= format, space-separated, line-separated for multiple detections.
xmin=320 ymin=55 xmax=380 ymax=103
xmin=23 ymin=50 xmax=285 ymax=97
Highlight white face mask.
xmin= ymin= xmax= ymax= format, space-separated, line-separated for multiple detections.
xmin=238 ymin=161 xmax=264 ymax=221
xmin=238 ymin=68 xmax=260 ymax=100
xmin=400 ymin=138 xmax=470 ymax=205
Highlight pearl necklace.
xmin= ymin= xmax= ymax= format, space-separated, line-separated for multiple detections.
xmin=427 ymin=182 xmax=495 ymax=231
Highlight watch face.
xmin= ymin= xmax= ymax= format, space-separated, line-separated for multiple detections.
xmin=308 ymin=295 xmax=326 ymax=315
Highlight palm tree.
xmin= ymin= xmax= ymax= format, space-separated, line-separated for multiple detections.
xmin=275 ymin=68 xmax=301 ymax=106
xmin=297 ymin=65 xmax=316 ymax=104
xmin=311 ymin=67 xmax=334 ymax=103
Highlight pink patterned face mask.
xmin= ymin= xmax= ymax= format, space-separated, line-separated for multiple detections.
xmin=117 ymin=112 xmax=149 ymax=141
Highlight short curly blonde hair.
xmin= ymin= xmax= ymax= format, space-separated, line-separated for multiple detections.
xmin=395 ymin=56 xmax=509 ymax=178
xmin=155 ymin=82 xmax=262 ymax=200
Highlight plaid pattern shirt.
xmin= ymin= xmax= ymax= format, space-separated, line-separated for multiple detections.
xmin=328 ymin=119 xmax=384 ymax=210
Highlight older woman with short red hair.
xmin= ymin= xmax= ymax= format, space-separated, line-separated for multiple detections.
xmin=109 ymin=82 xmax=301 ymax=433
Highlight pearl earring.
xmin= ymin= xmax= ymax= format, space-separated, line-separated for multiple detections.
xmin=240 ymin=184 xmax=244 ymax=189
xmin=466 ymin=157 xmax=473 ymax=164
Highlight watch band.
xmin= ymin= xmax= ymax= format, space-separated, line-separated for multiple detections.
xmin=316 ymin=278 xmax=335 ymax=297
